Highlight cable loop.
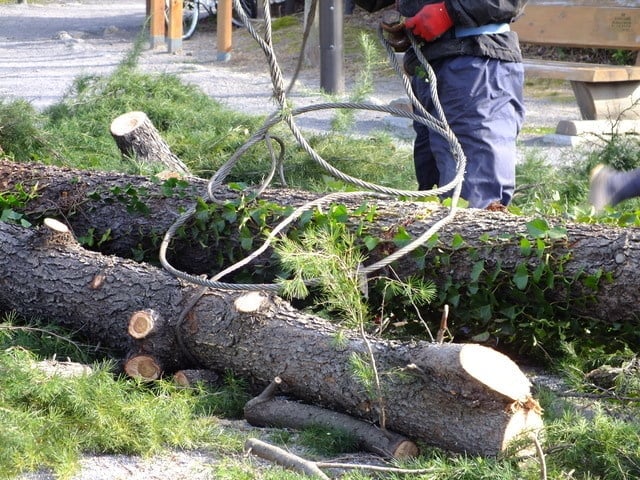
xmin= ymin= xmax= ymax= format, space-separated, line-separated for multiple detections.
xmin=160 ymin=1 xmax=466 ymax=293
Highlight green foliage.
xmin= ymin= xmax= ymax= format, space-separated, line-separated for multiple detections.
xmin=543 ymin=409 xmax=640 ymax=480
xmin=0 ymin=350 xmax=215 ymax=478
xmin=0 ymin=183 xmax=39 ymax=227
xmin=412 ymin=216 xmax=635 ymax=359
xmin=0 ymin=313 xmax=250 ymax=479
xmin=298 ymin=424 xmax=359 ymax=457
xmin=0 ymin=98 xmax=50 ymax=161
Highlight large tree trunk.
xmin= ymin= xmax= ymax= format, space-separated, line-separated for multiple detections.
xmin=0 ymin=219 xmax=542 ymax=457
xmin=2 ymin=159 xmax=639 ymax=329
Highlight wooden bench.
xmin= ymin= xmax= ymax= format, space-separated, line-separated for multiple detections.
xmin=512 ymin=0 xmax=640 ymax=125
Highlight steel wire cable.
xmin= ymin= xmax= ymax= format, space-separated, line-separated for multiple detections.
xmin=159 ymin=0 xmax=466 ymax=292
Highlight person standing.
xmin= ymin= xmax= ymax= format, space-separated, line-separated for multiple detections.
xmin=398 ymin=0 xmax=527 ymax=209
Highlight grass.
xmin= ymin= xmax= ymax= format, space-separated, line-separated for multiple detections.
xmin=1 ymin=16 xmax=640 ymax=480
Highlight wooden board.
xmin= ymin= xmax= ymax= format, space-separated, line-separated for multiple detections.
xmin=522 ymin=60 xmax=640 ymax=82
xmin=513 ymin=4 xmax=640 ymax=49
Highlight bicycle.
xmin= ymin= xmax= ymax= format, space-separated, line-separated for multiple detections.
xmin=165 ymin=0 xmax=257 ymax=40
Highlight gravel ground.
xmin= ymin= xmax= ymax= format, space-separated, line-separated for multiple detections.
xmin=0 ymin=0 xmax=592 ymax=166
xmin=1 ymin=2 xmax=590 ymax=478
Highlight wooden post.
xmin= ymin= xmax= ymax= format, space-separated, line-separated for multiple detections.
xmin=149 ymin=0 xmax=166 ymax=49
xmin=167 ymin=0 xmax=183 ymax=53
xmin=217 ymin=0 xmax=233 ymax=61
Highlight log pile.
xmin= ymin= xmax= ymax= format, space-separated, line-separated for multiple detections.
xmin=0 ymin=215 xmax=543 ymax=457
xmin=7 ymin=113 xmax=604 ymax=457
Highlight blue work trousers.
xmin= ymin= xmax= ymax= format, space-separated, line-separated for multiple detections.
xmin=411 ymin=55 xmax=525 ymax=208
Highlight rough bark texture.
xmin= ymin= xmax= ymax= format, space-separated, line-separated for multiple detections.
xmin=2 ymin=159 xmax=639 ymax=328
xmin=0 ymin=220 xmax=542 ymax=456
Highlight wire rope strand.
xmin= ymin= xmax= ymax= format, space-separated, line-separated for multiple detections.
xmin=159 ymin=3 xmax=466 ymax=293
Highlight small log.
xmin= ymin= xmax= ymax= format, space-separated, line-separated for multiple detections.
xmin=123 ymin=354 xmax=162 ymax=380
xmin=33 ymin=359 xmax=93 ymax=378
xmin=173 ymin=369 xmax=221 ymax=388
xmin=128 ymin=309 xmax=163 ymax=339
xmin=245 ymin=438 xmax=330 ymax=480
xmin=110 ymin=111 xmax=190 ymax=176
xmin=245 ymin=378 xmax=419 ymax=459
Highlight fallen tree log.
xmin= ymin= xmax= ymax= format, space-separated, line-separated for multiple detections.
xmin=0 ymin=219 xmax=542 ymax=456
xmin=2 ymin=158 xmax=639 ymax=332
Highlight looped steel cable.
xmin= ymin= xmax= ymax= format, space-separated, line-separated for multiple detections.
xmin=159 ymin=0 xmax=466 ymax=292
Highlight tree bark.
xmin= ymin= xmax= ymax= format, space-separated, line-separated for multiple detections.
xmin=2 ymin=158 xmax=639 ymax=328
xmin=0 ymin=220 xmax=542 ymax=456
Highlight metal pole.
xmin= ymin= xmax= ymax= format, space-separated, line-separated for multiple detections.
xmin=319 ymin=0 xmax=344 ymax=94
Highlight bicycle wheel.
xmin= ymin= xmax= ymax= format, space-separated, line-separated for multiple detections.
xmin=182 ymin=0 xmax=200 ymax=39
xmin=165 ymin=0 xmax=200 ymax=40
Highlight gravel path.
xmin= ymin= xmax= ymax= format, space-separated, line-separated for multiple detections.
xmin=0 ymin=0 xmax=591 ymax=166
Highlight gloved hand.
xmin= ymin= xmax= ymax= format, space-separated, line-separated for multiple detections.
xmin=380 ymin=17 xmax=410 ymax=52
xmin=404 ymin=2 xmax=453 ymax=42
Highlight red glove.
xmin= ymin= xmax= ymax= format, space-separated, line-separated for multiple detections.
xmin=404 ymin=2 xmax=454 ymax=42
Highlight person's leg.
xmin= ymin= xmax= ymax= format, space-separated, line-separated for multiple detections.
xmin=411 ymin=75 xmax=440 ymax=191
xmin=427 ymin=56 xmax=525 ymax=208
xmin=589 ymin=165 xmax=640 ymax=211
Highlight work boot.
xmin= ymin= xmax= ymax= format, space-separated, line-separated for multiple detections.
xmin=588 ymin=164 xmax=640 ymax=212
xmin=589 ymin=164 xmax=617 ymax=211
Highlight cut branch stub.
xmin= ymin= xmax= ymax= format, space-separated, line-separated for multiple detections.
xmin=128 ymin=309 xmax=163 ymax=339
xmin=124 ymin=354 xmax=162 ymax=381
xmin=173 ymin=369 xmax=221 ymax=388
xmin=110 ymin=111 xmax=190 ymax=176
xmin=41 ymin=217 xmax=77 ymax=246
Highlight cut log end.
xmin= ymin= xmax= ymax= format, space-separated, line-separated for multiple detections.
xmin=124 ymin=354 xmax=162 ymax=380
xmin=234 ymin=291 xmax=268 ymax=313
xmin=110 ymin=111 xmax=149 ymax=137
xmin=128 ymin=310 xmax=159 ymax=339
xmin=44 ymin=217 xmax=69 ymax=234
xmin=173 ymin=369 xmax=221 ymax=387
xmin=390 ymin=440 xmax=420 ymax=459
xmin=459 ymin=343 xmax=532 ymax=401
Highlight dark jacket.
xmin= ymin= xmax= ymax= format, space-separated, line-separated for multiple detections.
xmin=399 ymin=0 xmax=528 ymax=67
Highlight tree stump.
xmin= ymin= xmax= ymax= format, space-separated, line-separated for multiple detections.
xmin=110 ymin=111 xmax=191 ymax=176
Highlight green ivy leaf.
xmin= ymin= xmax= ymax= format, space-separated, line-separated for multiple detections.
xmin=513 ymin=263 xmax=529 ymax=290
xmin=526 ymin=218 xmax=549 ymax=238
xmin=451 ymin=233 xmax=464 ymax=250
xmin=363 ymin=236 xmax=379 ymax=251
xmin=520 ymin=237 xmax=531 ymax=256
xmin=471 ymin=331 xmax=490 ymax=342
xmin=470 ymin=260 xmax=484 ymax=282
